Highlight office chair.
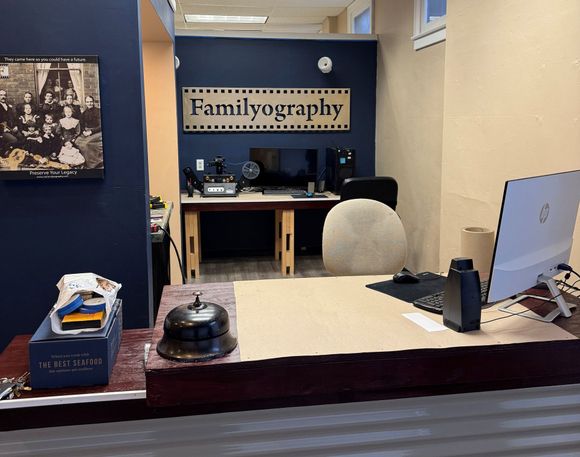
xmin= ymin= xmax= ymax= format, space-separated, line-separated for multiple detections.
xmin=322 ymin=198 xmax=407 ymax=276
xmin=340 ymin=177 xmax=398 ymax=211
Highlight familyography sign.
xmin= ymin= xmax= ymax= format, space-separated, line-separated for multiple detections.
xmin=182 ymin=87 xmax=350 ymax=132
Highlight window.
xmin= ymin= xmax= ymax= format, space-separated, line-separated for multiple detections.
xmin=413 ymin=0 xmax=447 ymax=50
xmin=348 ymin=0 xmax=373 ymax=34
xmin=36 ymin=63 xmax=84 ymax=104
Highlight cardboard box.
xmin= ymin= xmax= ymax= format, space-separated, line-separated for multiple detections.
xmin=29 ymin=300 xmax=122 ymax=389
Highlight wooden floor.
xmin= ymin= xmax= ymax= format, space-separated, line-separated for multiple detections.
xmin=189 ymin=255 xmax=331 ymax=283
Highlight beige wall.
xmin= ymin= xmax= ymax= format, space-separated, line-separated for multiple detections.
xmin=374 ymin=0 xmax=445 ymax=273
xmin=323 ymin=10 xmax=347 ymax=34
xmin=336 ymin=9 xmax=348 ymax=34
xmin=141 ymin=7 xmax=182 ymax=285
xmin=375 ymin=0 xmax=580 ymax=276
xmin=322 ymin=16 xmax=337 ymax=33
xmin=440 ymin=0 xmax=580 ymax=271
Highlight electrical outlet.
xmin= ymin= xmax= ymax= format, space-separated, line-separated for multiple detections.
xmin=196 ymin=159 xmax=204 ymax=171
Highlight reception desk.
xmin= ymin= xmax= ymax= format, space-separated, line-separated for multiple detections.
xmin=2 ymin=276 xmax=580 ymax=437
xmin=146 ymin=277 xmax=580 ymax=408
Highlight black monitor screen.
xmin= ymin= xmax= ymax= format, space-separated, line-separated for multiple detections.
xmin=250 ymin=148 xmax=318 ymax=188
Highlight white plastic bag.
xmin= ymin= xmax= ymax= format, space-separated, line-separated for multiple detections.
xmin=50 ymin=273 xmax=122 ymax=335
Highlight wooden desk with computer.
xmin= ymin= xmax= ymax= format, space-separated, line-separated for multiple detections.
xmin=145 ymin=276 xmax=580 ymax=408
xmin=181 ymin=191 xmax=340 ymax=279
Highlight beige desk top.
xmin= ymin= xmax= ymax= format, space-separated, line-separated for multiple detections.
xmin=234 ymin=275 xmax=576 ymax=361
xmin=181 ymin=190 xmax=340 ymax=205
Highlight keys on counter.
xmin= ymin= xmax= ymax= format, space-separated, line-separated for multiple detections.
xmin=0 ymin=372 xmax=31 ymax=400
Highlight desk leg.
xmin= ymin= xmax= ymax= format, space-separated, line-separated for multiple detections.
xmin=197 ymin=215 xmax=202 ymax=263
xmin=275 ymin=209 xmax=282 ymax=261
xmin=185 ymin=210 xmax=201 ymax=280
xmin=280 ymin=209 xmax=295 ymax=276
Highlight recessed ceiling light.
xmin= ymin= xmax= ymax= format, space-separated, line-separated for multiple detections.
xmin=184 ymin=14 xmax=268 ymax=24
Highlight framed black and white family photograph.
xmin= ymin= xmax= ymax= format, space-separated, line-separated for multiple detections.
xmin=0 ymin=55 xmax=104 ymax=179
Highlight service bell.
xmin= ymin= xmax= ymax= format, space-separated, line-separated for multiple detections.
xmin=157 ymin=291 xmax=237 ymax=362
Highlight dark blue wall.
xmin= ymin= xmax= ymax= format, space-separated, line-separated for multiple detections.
xmin=175 ymin=36 xmax=377 ymax=256
xmin=0 ymin=0 xmax=154 ymax=351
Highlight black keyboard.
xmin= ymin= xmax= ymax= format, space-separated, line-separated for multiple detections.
xmin=413 ymin=281 xmax=489 ymax=314
xmin=262 ymin=188 xmax=305 ymax=195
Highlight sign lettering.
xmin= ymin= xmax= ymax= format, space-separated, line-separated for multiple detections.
xmin=182 ymin=87 xmax=350 ymax=132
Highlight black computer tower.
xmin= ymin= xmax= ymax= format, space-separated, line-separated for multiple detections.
xmin=325 ymin=148 xmax=355 ymax=194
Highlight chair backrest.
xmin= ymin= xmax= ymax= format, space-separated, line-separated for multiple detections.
xmin=322 ymin=198 xmax=407 ymax=276
xmin=340 ymin=177 xmax=398 ymax=211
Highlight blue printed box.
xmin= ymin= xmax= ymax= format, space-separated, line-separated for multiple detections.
xmin=29 ymin=300 xmax=122 ymax=389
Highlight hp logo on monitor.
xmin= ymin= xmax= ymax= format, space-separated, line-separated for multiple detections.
xmin=539 ymin=203 xmax=550 ymax=224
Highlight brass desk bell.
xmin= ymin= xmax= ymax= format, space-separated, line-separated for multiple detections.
xmin=157 ymin=291 xmax=237 ymax=362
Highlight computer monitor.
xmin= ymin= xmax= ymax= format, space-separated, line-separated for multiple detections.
xmin=250 ymin=148 xmax=317 ymax=189
xmin=487 ymin=169 xmax=580 ymax=322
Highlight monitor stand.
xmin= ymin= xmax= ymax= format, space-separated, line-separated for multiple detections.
xmin=498 ymin=275 xmax=576 ymax=322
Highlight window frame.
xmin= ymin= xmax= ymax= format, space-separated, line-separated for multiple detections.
xmin=347 ymin=0 xmax=373 ymax=35
xmin=412 ymin=0 xmax=446 ymax=51
xmin=36 ymin=65 xmax=84 ymax=104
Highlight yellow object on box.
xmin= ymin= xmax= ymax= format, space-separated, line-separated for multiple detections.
xmin=150 ymin=201 xmax=166 ymax=209
xmin=61 ymin=310 xmax=106 ymax=331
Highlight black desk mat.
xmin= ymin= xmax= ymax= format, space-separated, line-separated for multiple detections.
xmin=366 ymin=272 xmax=446 ymax=303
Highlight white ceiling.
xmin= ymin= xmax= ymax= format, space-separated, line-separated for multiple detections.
xmin=174 ymin=0 xmax=353 ymax=34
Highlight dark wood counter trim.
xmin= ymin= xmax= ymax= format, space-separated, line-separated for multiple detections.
xmin=0 ymin=329 xmax=151 ymax=397
xmin=0 ymin=329 xmax=151 ymax=431
xmin=146 ymin=340 xmax=580 ymax=408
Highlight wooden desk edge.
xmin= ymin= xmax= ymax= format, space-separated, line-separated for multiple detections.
xmin=145 ymin=339 xmax=580 ymax=408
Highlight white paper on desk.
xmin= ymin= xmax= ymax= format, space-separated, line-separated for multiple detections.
xmin=403 ymin=313 xmax=447 ymax=332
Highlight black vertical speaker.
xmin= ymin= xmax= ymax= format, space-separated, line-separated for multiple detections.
xmin=326 ymin=148 xmax=355 ymax=194
xmin=442 ymin=257 xmax=482 ymax=332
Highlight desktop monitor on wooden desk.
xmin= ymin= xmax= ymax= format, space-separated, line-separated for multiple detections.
xmin=487 ymin=170 xmax=580 ymax=322
xmin=250 ymin=147 xmax=318 ymax=192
